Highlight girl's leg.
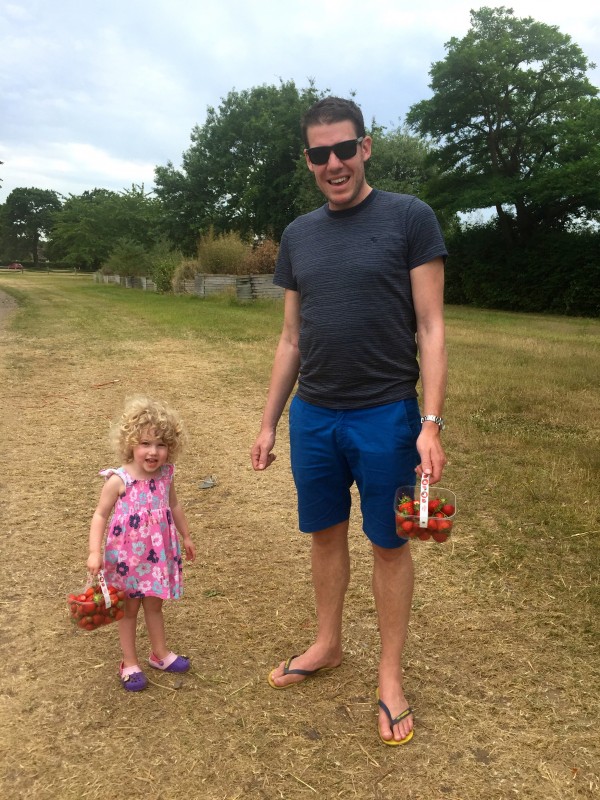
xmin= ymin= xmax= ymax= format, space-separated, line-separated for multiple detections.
xmin=118 ymin=596 xmax=142 ymax=668
xmin=142 ymin=596 xmax=169 ymax=660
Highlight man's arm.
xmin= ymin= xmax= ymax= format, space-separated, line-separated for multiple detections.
xmin=250 ymin=289 xmax=301 ymax=471
xmin=410 ymin=257 xmax=447 ymax=483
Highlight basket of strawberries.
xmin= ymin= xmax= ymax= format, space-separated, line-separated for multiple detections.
xmin=394 ymin=473 xmax=457 ymax=543
xmin=67 ymin=570 xmax=125 ymax=631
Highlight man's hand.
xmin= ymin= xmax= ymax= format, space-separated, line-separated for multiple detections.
xmin=415 ymin=426 xmax=446 ymax=484
xmin=251 ymin=430 xmax=277 ymax=471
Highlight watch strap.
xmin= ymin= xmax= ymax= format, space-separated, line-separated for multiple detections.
xmin=421 ymin=414 xmax=445 ymax=430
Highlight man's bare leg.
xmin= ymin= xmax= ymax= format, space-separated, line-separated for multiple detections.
xmin=268 ymin=520 xmax=349 ymax=687
xmin=372 ymin=541 xmax=414 ymax=742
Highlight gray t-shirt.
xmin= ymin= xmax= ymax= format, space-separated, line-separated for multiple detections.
xmin=274 ymin=189 xmax=447 ymax=409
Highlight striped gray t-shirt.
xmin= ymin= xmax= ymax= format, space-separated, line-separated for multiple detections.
xmin=274 ymin=189 xmax=447 ymax=409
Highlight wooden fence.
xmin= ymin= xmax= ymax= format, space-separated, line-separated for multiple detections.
xmin=94 ymin=273 xmax=284 ymax=301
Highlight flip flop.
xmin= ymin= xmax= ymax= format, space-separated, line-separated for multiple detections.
xmin=376 ymin=688 xmax=414 ymax=745
xmin=267 ymin=655 xmax=336 ymax=689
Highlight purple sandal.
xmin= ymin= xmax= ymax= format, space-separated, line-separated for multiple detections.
xmin=119 ymin=662 xmax=148 ymax=692
xmin=148 ymin=652 xmax=190 ymax=673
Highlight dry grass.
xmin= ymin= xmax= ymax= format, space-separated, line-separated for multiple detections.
xmin=0 ymin=274 xmax=598 ymax=800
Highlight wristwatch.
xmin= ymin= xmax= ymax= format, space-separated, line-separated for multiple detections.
xmin=421 ymin=415 xmax=445 ymax=430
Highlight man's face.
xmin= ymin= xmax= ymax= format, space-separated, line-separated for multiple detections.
xmin=304 ymin=121 xmax=372 ymax=211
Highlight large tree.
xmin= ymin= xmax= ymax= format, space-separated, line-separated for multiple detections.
xmin=366 ymin=124 xmax=432 ymax=196
xmin=48 ymin=185 xmax=162 ymax=270
xmin=3 ymin=187 xmax=62 ymax=266
xmin=154 ymin=80 xmax=323 ymax=252
xmin=406 ymin=6 xmax=600 ymax=245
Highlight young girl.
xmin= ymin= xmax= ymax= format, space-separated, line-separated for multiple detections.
xmin=87 ymin=396 xmax=196 ymax=692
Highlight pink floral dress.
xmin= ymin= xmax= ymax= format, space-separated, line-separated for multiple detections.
xmin=101 ymin=464 xmax=184 ymax=600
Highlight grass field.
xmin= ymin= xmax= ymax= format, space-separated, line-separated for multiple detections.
xmin=1 ymin=272 xmax=599 ymax=800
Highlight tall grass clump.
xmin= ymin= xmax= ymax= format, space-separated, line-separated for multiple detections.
xmin=239 ymin=237 xmax=279 ymax=275
xmin=171 ymin=259 xmax=201 ymax=292
xmin=197 ymin=227 xmax=249 ymax=275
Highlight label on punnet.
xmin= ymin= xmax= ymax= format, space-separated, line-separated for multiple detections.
xmin=419 ymin=473 xmax=430 ymax=528
xmin=96 ymin=569 xmax=112 ymax=608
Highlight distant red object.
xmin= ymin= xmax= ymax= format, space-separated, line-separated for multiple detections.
xmin=8 ymin=262 xmax=24 ymax=269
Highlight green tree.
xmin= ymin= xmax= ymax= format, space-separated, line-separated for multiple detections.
xmin=48 ymin=185 xmax=162 ymax=270
xmin=154 ymin=80 xmax=323 ymax=250
xmin=406 ymin=6 xmax=600 ymax=245
xmin=101 ymin=237 xmax=151 ymax=277
xmin=3 ymin=187 xmax=62 ymax=267
xmin=366 ymin=123 xmax=434 ymax=197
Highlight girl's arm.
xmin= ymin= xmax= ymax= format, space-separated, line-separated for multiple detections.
xmin=169 ymin=479 xmax=196 ymax=561
xmin=87 ymin=474 xmax=123 ymax=575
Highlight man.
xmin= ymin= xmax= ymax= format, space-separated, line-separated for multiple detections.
xmin=250 ymin=96 xmax=447 ymax=746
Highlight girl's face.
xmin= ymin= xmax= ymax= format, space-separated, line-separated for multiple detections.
xmin=131 ymin=427 xmax=168 ymax=476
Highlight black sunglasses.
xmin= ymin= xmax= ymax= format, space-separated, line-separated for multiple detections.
xmin=305 ymin=137 xmax=364 ymax=166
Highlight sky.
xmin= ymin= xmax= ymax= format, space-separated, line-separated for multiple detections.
xmin=1 ymin=0 xmax=599 ymax=202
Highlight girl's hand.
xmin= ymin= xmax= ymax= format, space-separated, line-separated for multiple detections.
xmin=182 ymin=536 xmax=196 ymax=562
xmin=87 ymin=551 xmax=103 ymax=576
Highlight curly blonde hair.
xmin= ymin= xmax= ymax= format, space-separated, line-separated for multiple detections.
xmin=111 ymin=396 xmax=187 ymax=463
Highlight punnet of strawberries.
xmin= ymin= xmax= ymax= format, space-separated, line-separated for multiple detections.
xmin=394 ymin=488 xmax=457 ymax=542
xmin=67 ymin=582 xmax=125 ymax=631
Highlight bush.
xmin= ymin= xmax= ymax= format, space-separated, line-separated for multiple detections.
xmin=101 ymin=238 xmax=151 ymax=277
xmin=197 ymin=228 xmax=249 ymax=275
xmin=239 ymin=237 xmax=279 ymax=275
xmin=148 ymin=239 xmax=183 ymax=292
xmin=171 ymin=259 xmax=201 ymax=291
xmin=445 ymin=225 xmax=600 ymax=317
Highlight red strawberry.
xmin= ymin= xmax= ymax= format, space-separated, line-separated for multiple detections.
xmin=441 ymin=503 xmax=455 ymax=517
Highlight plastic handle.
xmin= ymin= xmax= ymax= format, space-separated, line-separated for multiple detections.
xmin=419 ymin=473 xmax=430 ymax=528
xmin=96 ymin=569 xmax=112 ymax=608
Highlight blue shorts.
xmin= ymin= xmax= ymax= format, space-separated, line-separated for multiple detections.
xmin=289 ymin=395 xmax=421 ymax=549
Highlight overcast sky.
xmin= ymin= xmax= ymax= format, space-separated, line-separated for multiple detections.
xmin=1 ymin=0 xmax=599 ymax=201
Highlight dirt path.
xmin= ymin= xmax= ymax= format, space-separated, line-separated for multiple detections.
xmin=0 ymin=289 xmax=17 ymax=324
xmin=1 ymin=277 xmax=597 ymax=800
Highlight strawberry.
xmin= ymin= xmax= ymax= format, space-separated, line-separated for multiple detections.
xmin=441 ymin=503 xmax=455 ymax=517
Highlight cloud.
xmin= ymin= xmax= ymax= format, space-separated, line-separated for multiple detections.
xmin=1 ymin=0 xmax=598 ymax=200
xmin=0 ymin=140 xmax=156 ymax=197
